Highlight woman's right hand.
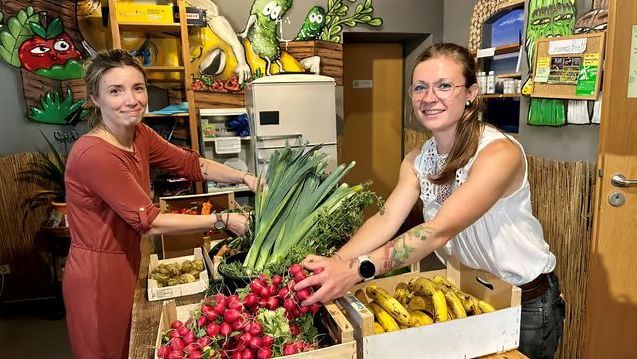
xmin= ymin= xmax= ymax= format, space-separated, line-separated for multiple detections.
xmin=225 ymin=212 xmax=250 ymax=236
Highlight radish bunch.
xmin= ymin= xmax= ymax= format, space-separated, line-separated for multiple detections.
xmin=157 ymin=264 xmax=323 ymax=359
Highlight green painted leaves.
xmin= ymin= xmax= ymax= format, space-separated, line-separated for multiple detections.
xmin=320 ymin=0 xmax=384 ymax=43
xmin=0 ymin=6 xmax=39 ymax=67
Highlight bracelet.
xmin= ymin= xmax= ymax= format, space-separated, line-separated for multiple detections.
xmin=241 ymin=171 xmax=250 ymax=184
xmin=333 ymin=253 xmax=344 ymax=261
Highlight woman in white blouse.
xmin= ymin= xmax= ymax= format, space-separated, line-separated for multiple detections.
xmin=295 ymin=43 xmax=565 ymax=359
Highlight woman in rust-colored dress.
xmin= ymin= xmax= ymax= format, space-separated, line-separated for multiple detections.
xmin=63 ymin=49 xmax=258 ymax=359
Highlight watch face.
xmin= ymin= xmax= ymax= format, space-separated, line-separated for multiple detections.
xmin=214 ymin=220 xmax=225 ymax=231
xmin=359 ymin=260 xmax=375 ymax=279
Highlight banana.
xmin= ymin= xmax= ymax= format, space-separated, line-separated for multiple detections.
xmin=433 ymin=275 xmax=460 ymax=292
xmin=407 ymin=292 xmax=448 ymax=322
xmin=407 ymin=295 xmax=435 ymax=316
xmin=444 ymin=290 xmax=467 ymax=319
xmin=408 ymin=277 xmax=439 ymax=297
xmin=408 ymin=309 xmax=434 ymax=326
xmin=373 ymin=321 xmax=385 ymax=334
xmin=366 ymin=285 xmax=413 ymax=327
xmin=394 ymin=286 xmax=412 ymax=307
xmin=407 ymin=278 xmax=449 ymax=322
xmin=478 ymin=300 xmax=496 ymax=313
xmin=369 ymin=301 xmax=400 ymax=332
xmin=456 ymin=291 xmax=482 ymax=315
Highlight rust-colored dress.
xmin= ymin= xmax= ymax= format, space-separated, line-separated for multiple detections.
xmin=62 ymin=124 xmax=203 ymax=359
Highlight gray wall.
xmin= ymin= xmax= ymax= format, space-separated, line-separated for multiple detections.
xmin=443 ymin=0 xmax=478 ymax=45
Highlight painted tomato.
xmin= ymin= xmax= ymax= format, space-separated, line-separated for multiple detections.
xmin=19 ymin=33 xmax=81 ymax=72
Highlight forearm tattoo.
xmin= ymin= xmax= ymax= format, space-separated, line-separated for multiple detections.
xmin=381 ymin=226 xmax=435 ymax=272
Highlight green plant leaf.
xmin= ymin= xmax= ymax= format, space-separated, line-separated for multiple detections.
xmin=367 ymin=17 xmax=383 ymax=27
xmin=34 ymin=59 xmax=84 ymax=80
xmin=29 ymin=21 xmax=47 ymax=39
xmin=360 ymin=15 xmax=372 ymax=22
xmin=334 ymin=25 xmax=343 ymax=33
xmin=46 ymin=18 xmax=64 ymax=39
xmin=343 ymin=19 xmax=356 ymax=27
xmin=364 ymin=0 xmax=372 ymax=9
xmin=355 ymin=3 xmax=364 ymax=13
xmin=1 ymin=7 xmax=38 ymax=67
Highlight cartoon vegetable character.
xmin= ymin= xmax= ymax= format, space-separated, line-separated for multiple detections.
xmin=295 ymin=6 xmax=326 ymax=41
xmin=18 ymin=17 xmax=82 ymax=79
xmin=238 ymin=0 xmax=294 ymax=75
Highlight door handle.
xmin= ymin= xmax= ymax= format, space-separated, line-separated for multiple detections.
xmin=611 ymin=174 xmax=637 ymax=188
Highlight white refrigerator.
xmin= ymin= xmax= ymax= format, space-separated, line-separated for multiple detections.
xmin=244 ymin=74 xmax=338 ymax=176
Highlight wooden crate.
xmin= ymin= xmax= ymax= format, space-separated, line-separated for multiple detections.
xmin=159 ymin=192 xmax=236 ymax=258
xmin=147 ymin=248 xmax=209 ymax=301
xmin=338 ymin=258 xmax=522 ymax=359
xmin=283 ymin=40 xmax=343 ymax=85
xmin=155 ymin=300 xmax=356 ymax=359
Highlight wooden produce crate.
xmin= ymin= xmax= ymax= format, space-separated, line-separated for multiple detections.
xmin=283 ymin=41 xmax=343 ymax=85
xmin=147 ymin=248 xmax=210 ymax=301
xmin=338 ymin=258 xmax=522 ymax=359
xmin=159 ymin=192 xmax=236 ymax=258
xmin=155 ymin=300 xmax=356 ymax=359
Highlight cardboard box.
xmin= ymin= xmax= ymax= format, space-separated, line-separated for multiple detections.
xmin=147 ymin=247 xmax=210 ymax=301
xmin=338 ymin=258 xmax=522 ymax=359
xmin=116 ymin=3 xmax=174 ymax=24
xmin=155 ymin=300 xmax=356 ymax=359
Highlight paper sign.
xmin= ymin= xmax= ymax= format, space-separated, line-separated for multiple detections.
xmin=534 ymin=57 xmax=551 ymax=83
xmin=477 ymin=47 xmax=496 ymax=58
xmin=576 ymin=53 xmax=600 ymax=96
xmin=628 ymin=25 xmax=637 ymax=98
xmin=548 ymin=38 xmax=587 ymax=55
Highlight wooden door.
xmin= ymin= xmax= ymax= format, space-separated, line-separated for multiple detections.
xmin=341 ymin=43 xmax=404 ymax=202
xmin=585 ymin=0 xmax=637 ymax=357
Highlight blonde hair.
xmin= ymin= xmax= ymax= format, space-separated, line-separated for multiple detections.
xmin=412 ymin=43 xmax=485 ymax=185
xmin=83 ymin=49 xmax=147 ymax=128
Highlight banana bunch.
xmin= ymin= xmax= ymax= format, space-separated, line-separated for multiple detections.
xmin=364 ymin=284 xmax=432 ymax=333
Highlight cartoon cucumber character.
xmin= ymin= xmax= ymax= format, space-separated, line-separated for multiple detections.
xmin=295 ymin=6 xmax=326 ymax=41
xmin=239 ymin=0 xmax=293 ymax=75
xmin=19 ymin=17 xmax=83 ymax=80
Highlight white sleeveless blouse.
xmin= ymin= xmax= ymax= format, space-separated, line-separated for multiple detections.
xmin=414 ymin=126 xmax=555 ymax=286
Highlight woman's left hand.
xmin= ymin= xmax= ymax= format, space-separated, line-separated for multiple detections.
xmin=226 ymin=212 xmax=250 ymax=236
xmin=294 ymin=254 xmax=361 ymax=306
xmin=243 ymin=173 xmax=261 ymax=192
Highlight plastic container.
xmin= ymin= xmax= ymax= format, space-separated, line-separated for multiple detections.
xmin=486 ymin=71 xmax=496 ymax=94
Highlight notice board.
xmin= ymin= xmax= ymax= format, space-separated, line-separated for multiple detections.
xmin=531 ymin=32 xmax=605 ymax=100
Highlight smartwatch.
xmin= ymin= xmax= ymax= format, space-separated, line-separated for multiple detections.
xmin=213 ymin=212 xmax=226 ymax=231
xmin=357 ymin=255 xmax=376 ymax=281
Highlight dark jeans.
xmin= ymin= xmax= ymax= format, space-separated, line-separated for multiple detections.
xmin=519 ymin=272 xmax=566 ymax=359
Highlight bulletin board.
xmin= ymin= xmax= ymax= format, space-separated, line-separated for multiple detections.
xmin=531 ymin=32 xmax=605 ymax=100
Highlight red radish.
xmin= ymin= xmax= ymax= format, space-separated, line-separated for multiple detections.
xmin=250 ymin=279 xmax=266 ymax=293
xmin=206 ymin=322 xmax=220 ymax=337
xmin=283 ymin=343 xmax=298 ymax=355
xmin=228 ymin=300 xmax=243 ymax=311
xmin=289 ymin=264 xmax=303 ymax=276
xmin=295 ymin=288 xmax=311 ymax=302
xmin=289 ymin=324 xmax=300 ymax=336
xmin=258 ymin=273 xmax=268 ymax=282
xmin=258 ymin=298 xmax=268 ymax=308
xmin=213 ymin=303 xmax=226 ymax=316
xmin=169 ymin=337 xmax=185 ymax=352
xmin=170 ymin=320 xmax=184 ymax=330
xmin=248 ymin=322 xmax=263 ymax=336
xmin=183 ymin=330 xmax=196 ymax=344
xmin=239 ymin=332 xmax=252 ymax=345
xmin=231 ymin=351 xmax=242 ymax=359
xmin=259 ymin=286 xmax=271 ymax=298
xmin=242 ymin=349 xmax=255 ymax=359
xmin=178 ymin=326 xmax=190 ymax=337
xmin=244 ymin=293 xmax=259 ymax=308
xmin=283 ymin=298 xmax=297 ymax=313
xmin=205 ymin=310 xmax=219 ymax=321
xmin=189 ymin=350 xmax=203 ymax=359
xmin=266 ymin=297 xmax=280 ymax=310
xmin=224 ymin=308 xmax=242 ymax=323
xmin=228 ymin=294 xmax=240 ymax=302
xmin=309 ymin=303 xmax=322 ymax=314
xmin=201 ymin=304 xmax=214 ymax=315
xmin=257 ymin=347 xmax=273 ymax=359
xmin=294 ymin=273 xmax=306 ymax=284
xmin=197 ymin=336 xmax=211 ymax=347
xmin=313 ymin=267 xmax=325 ymax=275
xmin=157 ymin=345 xmax=172 ymax=358
xmin=184 ymin=342 xmax=201 ymax=353
xmin=220 ymin=322 xmax=233 ymax=336
xmin=169 ymin=329 xmax=181 ymax=339
xmin=197 ymin=315 xmax=207 ymax=327
xmin=261 ymin=335 xmax=274 ymax=348
xmin=168 ymin=351 xmax=184 ymax=359
xmin=232 ymin=317 xmax=247 ymax=331
xmin=267 ymin=284 xmax=278 ymax=296
xmin=249 ymin=336 xmax=263 ymax=350
xmin=299 ymin=305 xmax=310 ymax=314
xmin=278 ymin=287 xmax=290 ymax=299
xmin=271 ymin=275 xmax=283 ymax=286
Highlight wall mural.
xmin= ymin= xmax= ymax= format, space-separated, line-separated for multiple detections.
xmin=0 ymin=3 xmax=88 ymax=125
xmin=522 ymin=0 xmax=576 ymax=126
xmin=0 ymin=0 xmax=383 ymax=120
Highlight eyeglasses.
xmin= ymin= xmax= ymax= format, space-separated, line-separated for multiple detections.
xmin=408 ymin=81 xmax=466 ymax=101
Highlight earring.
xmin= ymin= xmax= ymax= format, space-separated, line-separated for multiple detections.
xmin=465 ymin=100 xmax=471 ymax=107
